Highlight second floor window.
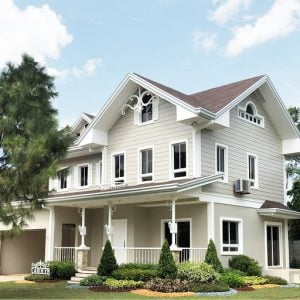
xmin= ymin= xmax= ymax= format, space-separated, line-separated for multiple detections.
xmin=57 ymin=168 xmax=68 ymax=190
xmin=172 ymin=142 xmax=187 ymax=178
xmin=80 ymin=165 xmax=88 ymax=187
xmin=216 ymin=144 xmax=228 ymax=182
xmin=247 ymin=153 xmax=258 ymax=188
xmin=141 ymin=94 xmax=152 ymax=123
xmin=140 ymin=148 xmax=153 ymax=182
xmin=114 ymin=153 xmax=125 ymax=183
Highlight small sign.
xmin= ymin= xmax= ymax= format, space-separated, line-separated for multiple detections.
xmin=31 ymin=260 xmax=50 ymax=277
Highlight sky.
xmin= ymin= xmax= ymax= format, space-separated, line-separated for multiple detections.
xmin=1 ymin=0 xmax=300 ymax=127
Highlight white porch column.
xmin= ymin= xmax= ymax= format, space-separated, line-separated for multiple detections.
xmin=45 ymin=206 xmax=55 ymax=261
xmin=102 ymin=146 xmax=108 ymax=185
xmin=78 ymin=207 xmax=88 ymax=249
xmin=207 ymin=200 xmax=215 ymax=242
xmin=284 ymin=219 xmax=290 ymax=268
xmin=169 ymin=199 xmax=178 ymax=250
xmin=105 ymin=204 xmax=113 ymax=242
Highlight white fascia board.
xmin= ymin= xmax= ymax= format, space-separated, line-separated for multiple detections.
xmin=282 ymin=138 xmax=300 ymax=155
xmin=176 ymin=105 xmax=198 ymax=121
xmin=79 ymin=128 xmax=108 ymax=147
xmin=257 ymin=208 xmax=300 ymax=219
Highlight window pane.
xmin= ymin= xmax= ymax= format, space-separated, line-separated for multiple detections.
xmin=272 ymin=227 xmax=280 ymax=266
xmin=148 ymin=150 xmax=152 ymax=173
xmin=249 ymin=156 xmax=255 ymax=180
xmin=141 ymin=94 xmax=152 ymax=122
xmin=267 ymin=226 xmax=272 ymax=266
xmin=217 ymin=146 xmax=225 ymax=172
xmin=80 ymin=166 xmax=88 ymax=186
xmin=223 ymin=221 xmax=229 ymax=244
xmin=174 ymin=171 xmax=186 ymax=178
xmin=141 ymin=150 xmax=147 ymax=174
xmin=115 ymin=156 xmax=119 ymax=178
xmin=180 ymin=143 xmax=186 ymax=169
xmin=173 ymin=144 xmax=180 ymax=170
xmin=230 ymin=222 xmax=238 ymax=244
xmin=120 ymin=155 xmax=124 ymax=177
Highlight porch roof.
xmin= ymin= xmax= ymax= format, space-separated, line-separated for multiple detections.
xmin=257 ymin=200 xmax=300 ymax=219
xmin=47 ymin=173 xmax=223 ymax=206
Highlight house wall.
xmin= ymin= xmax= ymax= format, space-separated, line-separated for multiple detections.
xmin=202 ymin=94 xmax=284 ymax=202
xmin=107 ymin=99 xmax=193 ymax=184
xmin=214 ymin=203 xmax=287 ymax=269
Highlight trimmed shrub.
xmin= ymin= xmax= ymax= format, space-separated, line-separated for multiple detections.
xmin=263 ymin=275 xmax=288 ymax=285
xmin=118 ymin=263 xmax=158 ymax=270
xmin=204 ymin=239 xmax=223 ymax=273
xmin=190 ymin=282 xmax=230 ymax=293
xmin=145 ymin=278 xmax=190 ymax=293
xmin=97 ymin=240 xmax=118 ymax=276
xmin=103 ymin=278 xmax=144 ymax=289
xmin=158 ymin=240 xmax=177 ymax=279
xmin=220 ymin=270 xmax=245 ymax=288
xmin=177 ymin=262 xmax=219 ymax=283
xmin=80 ymin=275 xmax=107 ymax=287
xmin=24 ymin=275 xmax=51 ymax=282
xmin=242 ymin=276 xmax=268 ymax=286
xmin=112 ymin=268 xmax=158 ymax=282
xmin=229 ymin=255 xmax=261 ymax=276
xmin=48 ymin=261 xmax=75 ymax=280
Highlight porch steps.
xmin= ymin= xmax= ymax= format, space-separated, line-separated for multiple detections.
xmin=67 ymin=267 xmax=97 ymax=285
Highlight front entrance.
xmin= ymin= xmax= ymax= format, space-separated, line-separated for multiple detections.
xmin=112 ymin=219 xmax=127 ymax=264
xmin=163 ymin=220 xmax=190 ymax=261
xmin=266 ymin=223 xmax=282 ymax=267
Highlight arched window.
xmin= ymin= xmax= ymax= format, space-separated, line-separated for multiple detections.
xmin=238 ymin=101 xmax=264 ymax=127
xmin=141 ymin=94 xmax=152 ymax=123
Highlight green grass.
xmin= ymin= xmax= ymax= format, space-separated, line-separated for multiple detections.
xmin=0 ymin=281 xmax=299 ymax=299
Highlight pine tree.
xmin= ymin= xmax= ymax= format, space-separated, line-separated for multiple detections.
xmin=0 ymin=54 xmax=73 ymax=235
xmin=97 ymin=240 xmax=118 ymax=276
xmin=158 ymin=240 xmax=177 ymax=279
xmin=205 ymin=239 xmax=223 ymax=273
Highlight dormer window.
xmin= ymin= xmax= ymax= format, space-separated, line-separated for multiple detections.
xmin=238 ymin=101 xmax=264 ymax=127
xmin=141 ymin=94 xmax=153 ymax=123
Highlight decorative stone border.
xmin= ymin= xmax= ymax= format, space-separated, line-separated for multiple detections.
xmin=194 ymin=288 xmax=237 ymax=297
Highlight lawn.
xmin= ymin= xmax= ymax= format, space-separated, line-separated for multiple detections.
xmin=0 ymin=281 xmax=300 ymax=299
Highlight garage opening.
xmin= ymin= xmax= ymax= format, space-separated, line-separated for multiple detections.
xmin=0 ymin=229 xmax=46 ymax=274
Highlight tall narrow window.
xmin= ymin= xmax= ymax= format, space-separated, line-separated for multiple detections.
xmin=221 ymin=219 xmax=242 ymax=254
xmin=216 ymin=144 xmax=228 ymax=182
xmin=140 ymin=148 xmax=153 ymax=182
xmin=80 ymin=165 xmax=88 ymax=187
xmin=266 ymin=225 xmax=281 ymax=267
xmin=247 ymin=154 xmax=258 ymax=188
xmin=141 ymin=94 xmax=153 ymax=123
xmin=172 ymin=142 xmax=187 ymax=178
xmin=114 ymin=153 xmax=125 ymax=183
xmin=57 ymin=168 xmax=68 ymax=190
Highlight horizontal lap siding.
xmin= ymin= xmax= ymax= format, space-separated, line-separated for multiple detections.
xmin=201 ymin=95 xmax=284 ymax=202
xmin=108 ymin=99 xmax=193 ymax=185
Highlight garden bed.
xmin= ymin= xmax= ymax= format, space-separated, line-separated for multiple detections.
xmin=131 ymin=289 xmax=193 ymax=297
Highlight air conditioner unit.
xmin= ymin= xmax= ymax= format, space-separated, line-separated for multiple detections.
xmin=234 ymin=179 xmax=250 ymax=194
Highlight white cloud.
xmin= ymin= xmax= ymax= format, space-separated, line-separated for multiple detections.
xmin=210 ymin=0 xmax=252 ymax=24
xmin=225 ymin=0 xmax=300 ymax=57
xmin=47 ymin=58 xmax=103 ymax=80
xmin=193 ymin=32 xmax=217 ymax=52
xmin=0 ymin=0 xmax=73 ymax=69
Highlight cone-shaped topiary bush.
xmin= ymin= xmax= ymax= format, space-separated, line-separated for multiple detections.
xmin=158 ymin=240 xmax=177 ymax=279
xmin=204 ymin=239 xmax=223 ymax=273
xmin=97 ymin=239 xmax=118 ymax=276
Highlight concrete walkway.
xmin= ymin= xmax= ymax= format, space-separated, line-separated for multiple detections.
xmin=0 ymin=274 xmax=27 ymax=282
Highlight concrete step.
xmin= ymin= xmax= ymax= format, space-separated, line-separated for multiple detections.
xmin=82 ymin=266 xmax=97 ymax=272
xmin=75 ymin=273 xmax=94 ymax=278
xmin=70 ymin=277 xmax=81 ymax=282
xmin=77 ymin=269 xmax=97 ymax=275
xmin=67 ymin=280 xmax=80 ymax=285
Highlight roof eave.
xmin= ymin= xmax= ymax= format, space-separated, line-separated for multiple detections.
xmin=257 ymin=208 xmax=300 ymax=219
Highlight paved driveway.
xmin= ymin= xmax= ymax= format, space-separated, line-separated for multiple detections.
xmin=0 ymin=274 xmax=27 ymax=282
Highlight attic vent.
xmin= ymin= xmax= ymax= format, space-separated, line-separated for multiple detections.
xmin=238 ymin=101 xmax=264 ymax=127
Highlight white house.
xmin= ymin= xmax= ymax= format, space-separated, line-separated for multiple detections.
xmin=1 ymin=73 xmax=300 ymax=282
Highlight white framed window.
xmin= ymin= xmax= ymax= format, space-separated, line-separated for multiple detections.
xmin=141 ymin=94 xmax=153 ymax=123
xmin=220 ymin=217 xmax=243 ymax=255
xmin=79 ymin=165 xmax=89 ymax=187
xmin=170 ymin=141 xmax=187 ymax=178
xmin=215 ymin=143 xmax=228 ymax=183
xmin=238 ymin=101 xmax=264 ymax=127
xmin=112 ymin=152 xmax=125 ymax=184
xmin=57 ymin=168 xmax=68 ymax=190
xmin=247 ymin=153 xmax=258 ymax=189
xmin=139 ymin=147 xmax=153 ymax=182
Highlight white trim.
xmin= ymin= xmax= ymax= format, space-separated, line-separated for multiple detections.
xmin=77 ymin=163 xmax=90 ymax=189
xmin=56 ymin=167 xmax=69 ymax=192
xmin=111 ymin=151 xmax=126 ymax=184
xmin=169 ymin=139 xmax=188 ymax=180
xmin=137 ymin=146 xmax=154 ymax=184
xmin=45 ymin=206 xmax=55 ymax=261
xmin=220 ymin=217 xmax=243 ymax=256
xmin=192 ymin=128 xmax=201 ymax=177
xmin=160 ymin=218 xmax=192 ymax=247
xmin=247 ymin=152 xmax=259 ymax=189
xmin=237 ymin=100 xmax=265 ymax=128
xmin=215 ymin=142 xmax=228 ymax=183
xmin=207 ymin=200 xmax=215 ymax=243
xmin=284 ymin=219 xmax=289 ymax=268
xmin=264 ymin=221 xmax=283 ymax=269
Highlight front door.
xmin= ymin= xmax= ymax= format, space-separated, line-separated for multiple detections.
xmin=266 ymin=224 xmax=281 ymax=267
xmin=164 ymin=220 xmax=190 ymax=262
xmin=112 ymin=219 xmax=127 ymax=264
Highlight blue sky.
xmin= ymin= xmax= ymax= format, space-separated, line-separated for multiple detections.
xmin=1 ymin=0 xmax=300 ymax=127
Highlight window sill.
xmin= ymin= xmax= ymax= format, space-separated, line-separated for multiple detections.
xmin=221 ymin=251 xmax=242 ymax=256
xmin=136 ymin=120 xmax=155 ymax=127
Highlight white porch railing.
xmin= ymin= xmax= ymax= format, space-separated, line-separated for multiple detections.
xmin=113 ymin=247 xmax=207 ymax=264
xmin=54 ymin=247 xmax=76 ymax=263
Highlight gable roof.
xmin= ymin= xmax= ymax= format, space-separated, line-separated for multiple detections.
xmin=134 ymin=73 xmax=264 ymax=113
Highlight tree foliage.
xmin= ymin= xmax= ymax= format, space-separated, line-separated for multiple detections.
xmin=158 ymin=240 xmax=177 ymax=279
xmin=288 ymin=181 xmax=300 ymax=240
xmin=0 ymin=54 xmax=73 ymax=234
xmin=97 ymin=239 xmax=118 ymax=276
xmin=204 ymin=239 xmax=223 ymax=273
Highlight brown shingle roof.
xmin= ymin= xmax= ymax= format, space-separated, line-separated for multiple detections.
xmin=134 ymin=73 xmax=265 ymax=113
xmin=260 ymin=200 xmax=292 ymax=211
